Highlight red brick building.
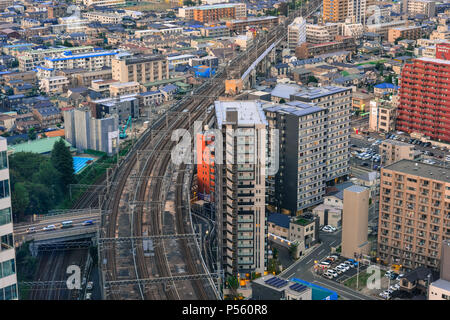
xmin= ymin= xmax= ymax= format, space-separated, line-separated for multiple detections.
xmin=397 ymin=57 xmax=450 ymax=142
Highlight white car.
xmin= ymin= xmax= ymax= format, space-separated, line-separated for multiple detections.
xmin=327 ymin=270 xmax=338 ymax=278
xmin=87 ymin=282 xmax=93 ymax=290
xmin=334 ymin=267 xmax=343 ymax=275
xmin=322 ymin=226 xmax=333 ymax=233
xmin=338 ymin=264 xmax=350 ymax=272
xmin=43 ymin=225 xmax=56 ymax=231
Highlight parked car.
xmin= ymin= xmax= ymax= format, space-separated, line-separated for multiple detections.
xmin=87 ymin=282 xmax=93 ymax=290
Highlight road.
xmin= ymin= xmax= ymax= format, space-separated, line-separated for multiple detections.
xmin=279 ymin=229 xmax=375 ymax=300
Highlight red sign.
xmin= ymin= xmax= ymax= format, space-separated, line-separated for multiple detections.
xmin=436 ymin=43 xmax=450 ymax=61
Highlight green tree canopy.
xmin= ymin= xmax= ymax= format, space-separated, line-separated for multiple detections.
xmin=51 ymin=139 xmax=75 ymax=191
xmin=27 ymin=127 xmax=36 ymax=140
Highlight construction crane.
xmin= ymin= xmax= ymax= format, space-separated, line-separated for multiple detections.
xmin=119 ymin=116 xmax=132 ymax=139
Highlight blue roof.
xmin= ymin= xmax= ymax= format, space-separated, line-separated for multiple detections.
xmin=141 ymin=90 xmax=161 ymax=96
xmin=268 ymin=213 xmax=290 ymax=229
xmin=374 ymin=83 xmax=398 ymax=90
xmin=44 ymin=51 xmax=117 ymax=62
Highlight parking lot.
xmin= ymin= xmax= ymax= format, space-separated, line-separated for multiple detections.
xmin=316 ymin=255 xmax=369 ymax=283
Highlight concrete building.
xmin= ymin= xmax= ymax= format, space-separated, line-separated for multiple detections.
xmin=40 ymin=51 xmax=118 ymax=77
xmin=200 ymin=25 xmax=230 ymax=38
xmin=288 ymin=17 xmax=307 ymax=50
xmin=18 ymin=46 xmax=94 ymax=72
xmin=83 ymin=0 xmax=125 ymax=7
xmin=388 ymin=26 xmax=423 ymax=43
xmin=214 ymin=100 xmax=267 ymax=277
xmin=226 ymin=16 xmax=279 ymax=34
xmin=39 ymin=76 xmax=69 ymax=95
xmin=109 ymin=81 xmax=141 ymax=97
xmin=341 ymin=185 xmax=370 ymax=259
xmin=82 ymin=11 xmax=122 ymax=24
xmin=111 ymin=54 xmax=169 ymax=85
xmin=347 ymin=0 xmax=367 ymax=24
xmin=0 ymin=0 xmax=13 ymax=11
xmin=252 ymin=276 xmax=312 ymax=300
xmin=291 ymin=86 xmax=352 ymax=184
xmin=323 ymin=0 xmax=348 ymax=22
xmin=64 ymin=108 xmax=119 ymax=156
xmin=429 ymin=240 xmax=450 ymax=300
xmin=366 ymin=21 xmax=408 ymax=39
xmin=179 ymin=3 xmax=246 ymax=23
xmin=377 ymin=160 xmax=450 ymax=271
xmin=368 ymin=99 xmax=397 ymax=133
xmin=289 ymin=216 xmax=319 ymax=252
xmin=264 ymin=103 xmax=328 ymax=215
xmin=0 ymin=137 xmax=18 ymax=300
xmin=306 ymin=23 xmax=341 ymax=44
xmin=313 ymin=204 xmax=342 ymax=228
xmin=407 ymin=0 xmax=436 ymax=18
xmin=92 ymin=95 xmax=140 ymax=123
xmin=379 ymin=139 xmax=416 ymax=166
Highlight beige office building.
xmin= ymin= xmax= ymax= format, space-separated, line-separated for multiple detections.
xmin=306 ymin=23 xmax=341 ymax=44
xmin=429 ymin=240 xmax=450 ymax=300
xmin=377 ymin=160 xmax=450 ymax=272
xmin=379 ymin=139 xmax=416 ymax=166
xmin=341 ymin=185 xmax=370 ymax=259
xmin=368 ymin=99 xmax=397 ymax=133
xmin=109 ymin=81 xmax=141 ymax=97
xmin=407 ymin=0 xmax=436 ymax=18
xmin=388 ymin=26 xmax=422 ymax=43
xmin=111 ymin=54 xmax=169 ymax=85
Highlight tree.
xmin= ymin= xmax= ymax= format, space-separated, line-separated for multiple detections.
xmin=307 ymin=76 xmax=318 ymax=84
xmin=226 ymin=276 xmax=240 ymax=300
xmin=11 ymin=183 xmax=29 ymax=222
xmin=183 ymin=0 xmax=196 ymax=6
xmin=27 ymin=127 xmax=36 ymax=140
xmin=289 ymin=242 xmax=299 ymax=259
xmin=51 ymin=139 xmax=75 ymax=191
xmin=32 ymin=161 xmax=63 ymax=205
xmin=279 ymin=98 xmax=286 ymax=104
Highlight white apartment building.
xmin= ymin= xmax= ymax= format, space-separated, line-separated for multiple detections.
xmin=39 ymin=76 xmax=70 ymax=95
xmin=0 ymin=137 xmax=18 ymax=300
xmin=288 ymin=17 xmax=307 ymax=50
xmin=306 ymin=23 xmax=341 ymax=44
xmin=38 ymin=51 xmax=119 ymax=78
xmin=19 ymin=46 xmax=94 ymax=72
xmin=83 ymin=0 xmax=125 ymax=7
xmin=214 ymin=101 xmax=267 ymax=277
xmin=348 ymin=0 xmax=367 ymax=24
xmin=82 ymin=11 xmax=122 ymax=24
xmin=407 ymin=0 xmax=436 ymax=18
xmin=135 ymin=26 xmax=183 ymax=38
xmin=365 ymin=20 xmax=408 ymax=39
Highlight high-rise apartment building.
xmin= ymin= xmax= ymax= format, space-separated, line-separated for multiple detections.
xmin=397 ymin=57 xmax=450 ymax=143
xmin=342 ymin=185 xmax=370 ymax=259
xmin=196 ymin=128 xmax=215 ymax=201
xmin=214 ymin=101 xmax=267 ymax=277
xmin=179 ymin=3 xmax=246 ymax=23
xmin=111 ymin=54 xmax=169 ymax=85
xmin=0 ymin=137 xmax=18 ymax=300
xmin=407 ymin=0 xmax=436 ymax=18
xmin=291 ymin=86 xmax=352 ymax=184
xmin=264 ymin=103 xmax=327 ymax=215
xmin=323 ymin=0 xmax=348 ymax=22
xmin=288 ymin=17 xmax=307 ymax=50
xmin=377 ymin=160 xmax=450 ymax=272
xmin=0 ymin=0 xmax=13 ymax=11
xmin=347 ymin=0 xmax=367 ymax=24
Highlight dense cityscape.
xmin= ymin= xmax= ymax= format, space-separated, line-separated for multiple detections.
xmin=0 ymin=0 xmax=449 ymax=305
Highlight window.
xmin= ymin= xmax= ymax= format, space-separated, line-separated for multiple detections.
xmin=0 ymin=233 xmax=13 ymax=251
xmin=0 ymin=284 xmax=17 ymax=300
xmin=0 ymin=207 xmax=11 ymax=226
xmin=0 ymin=259 xmax=15 ymax=278
xmin=0 ymin=151 xmax=7 ymax=170
xmin=0 ymin=179 xmax=9 ymax=199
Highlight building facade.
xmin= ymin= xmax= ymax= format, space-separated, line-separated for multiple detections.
xmin=214 ymin=101 xmax=267 ymax=277
xmin=377 ymin=160 xmax=450 ymax=272
xmin=368 ymin=99 xmax=397 ymax=133
xmin=0 ymin=137 xmax=18 ymax=300
xmin=288 ymin=17 xmax=307 ymax=50
xmin=111 ymin=54 xmax=169 ymax=85
xmin=341 ymin=185 xmax=370 ymax=259
xmin=397 ymin=57 xmax=450 ymax=143
xmin=379 ymin=139 xmax=416 ymax=166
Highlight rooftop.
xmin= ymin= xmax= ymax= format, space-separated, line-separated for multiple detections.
xmin=430 ymin=279 xmax=450 ymax=292
xmin=215 ymin=100 xmax=267 ymax=127
xmin=292 ymin=86 xmax=351 ymax=101
xmin=267 ymin=213 xmax=290 ymax=229
xmin=8 ymin=137 xmax=73 ymax=154
xmin=384 ymin=159 xmax=450 ymax=183
xmin=345 ymin=185 xmax=368 ymax=194
xmin=264 ymin=102 xmax=324 ymax=118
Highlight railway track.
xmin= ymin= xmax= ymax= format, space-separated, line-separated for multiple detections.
xmin=100 ymin=2 xmax=322 ymax=300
